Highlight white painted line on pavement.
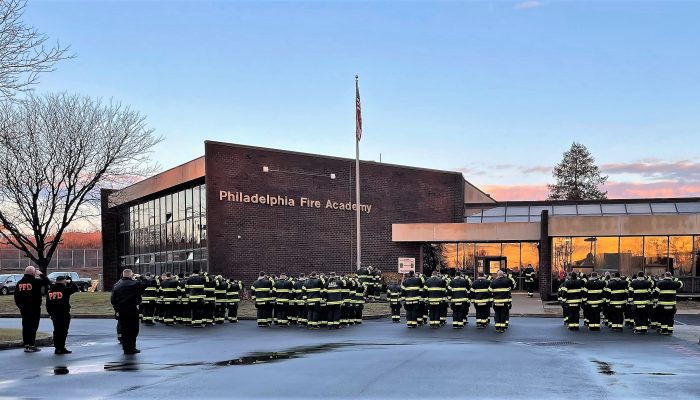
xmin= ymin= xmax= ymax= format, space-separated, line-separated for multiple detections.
xmin=674 ymin=320 xmax=687 ymax=325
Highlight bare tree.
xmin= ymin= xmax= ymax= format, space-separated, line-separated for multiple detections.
xmin=0 ymin=93 xmax=162 ymax=272
xmin=0 ymin=0 xmax=73 ymax=99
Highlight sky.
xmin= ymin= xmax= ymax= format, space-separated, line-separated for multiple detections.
xmin=25 ymin=0 xmax=700 ymax=201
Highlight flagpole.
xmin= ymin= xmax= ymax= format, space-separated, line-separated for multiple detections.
xmin=355 ymin=75 xmax=362 ymax=270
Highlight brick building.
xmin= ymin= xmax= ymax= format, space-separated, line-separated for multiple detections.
xmin=102 ymin=141 xmax=700 ymax=298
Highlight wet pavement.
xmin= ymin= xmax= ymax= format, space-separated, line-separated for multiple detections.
xmin=0 ymin=317 xmax=699 ymax=399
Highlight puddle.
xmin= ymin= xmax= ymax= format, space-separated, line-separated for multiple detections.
xmin=104 ymin=362 xmax=140 ymax=372
xmin=214 ymin=343 xmax=354 ymax=366
xmin=50 ymin=342 xmax=405 ymax=374
xmin=592 ymin=360 xmax=615 ymax=375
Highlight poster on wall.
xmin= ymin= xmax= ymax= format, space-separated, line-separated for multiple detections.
xmin=398 ymin=257 xmax=416 ymax=274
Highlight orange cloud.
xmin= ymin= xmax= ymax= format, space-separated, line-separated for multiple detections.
xmin=480 ymin=181 xmax=700 ymax=201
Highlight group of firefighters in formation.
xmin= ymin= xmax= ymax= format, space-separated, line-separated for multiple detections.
xmin=249 ymin=268 xmax=381 ymax=328
xmin=388 ymin=269 xmax=517 ymax=332
xmin=136 ymin=269 xmax=244 ymax=327
xmin=558 ymin=270 xmax=684 ymax=335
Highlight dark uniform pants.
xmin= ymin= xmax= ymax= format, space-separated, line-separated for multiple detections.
xmin=117 ymin=307 xmax=140 ymax=352
xmin=160 ymin=303 xmax=175 ymax=325
xmin=659 ymin=306 xmax=676 ymax=334
xmin=584 ymin=305 xmax=601 ymax=329
xmin=327 ymin=305 xmax=341 ymax=327
xmin=355 ymin=304 xmax=364 ymax=323
xmin=608 ymin=305 xmax=624 ymax=331
xmin=141 ymin=302 xmax=156 ymax=323
xmin=525 ymin=280 xmax=535 ymax=296
xmin=566 ymin=304 xmax=581 ymax=329
xmin=493 ymin=304 xmax=509 ymax=330
xmin=633 ymin=305 xmax=649 ymax=332
xmin=274 ymin=303 xmax=288 ymax=325
xmin=390 ymin=303 xmax=401 ymax=322
xmin=428 ymin=303 xmax=441 ymax=327
xmin=475 ymin=304 xmax=490 ymax=326
xmin=419 ymin=302 xmax=428 ymax=324
xmin=20 ymin=307 xmax=41 ymax=347
xmin=227 ymin=302 xmax=239 ymax=322
xmin=191 ymin=299 xmax=205 ymax=326
xmin=256 ymin=302 xmax=272 ymax=326
xmin=50 ymin=313 xmax=71 ymax=350
xmin=307 ymin=303 xmax=321 ymax=327
xmin=451 ymin=303 xmax=467 ymax=327
xmin=404 ymin=303 xmax=418 ymax=327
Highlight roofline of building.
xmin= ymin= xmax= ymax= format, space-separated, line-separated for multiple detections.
xmin=204 ymin=140 xmax=467 ymax=177
xmin=465 ymin=197 xmax=700 ymax=208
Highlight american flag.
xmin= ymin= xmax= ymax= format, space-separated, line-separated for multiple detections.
xmin=355 ymin=75 xmax=362 ymax=142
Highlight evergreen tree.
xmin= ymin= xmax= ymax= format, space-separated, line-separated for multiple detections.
xmin=547 ymin=143 xmax=608 ymax=200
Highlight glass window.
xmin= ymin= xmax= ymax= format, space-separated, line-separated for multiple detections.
xmin=465 ymin=207 xmax=482 ymax=217
xmin=676 ymin=202 xmax=700 ymax=213
xmin=601 ymin=204 xmax=627 ymax=214
xmin=577 ymin=204 xmax=601 ymax=215
xmin=620 ymin=237 xmax=643 ymax=277
xmin=644 ymin=236 xmax=669 ymax=275
xmin=505 ymin=216 xmax=529 ymax=222
xmin=695 ymin=236 xmax=700 ymax=278
xmin=553 ymin=205 xmax=577 ymax=215
xmin=501 ymin=243 xmax=521 ymax=271
xmin=443 ymin=244 xmax=458 ymax=269
xmin=521 ymin=242 xmax=539 ymax=271
xmin=200 ymin=217 xmax=207 ymax=248
xmin=529 ymin=206 xmax=552 ymax=216
xmin=571 ymin=237 xmax=596 ymax=269
xmin=459 ymin=243 xmax=475 ymax=274
xmin=651 ymin=203 xmax=677 ymax=214
xmin=192 ymin=186 xmax=201 ymax=218
xmin=482 ymin=207 xmax=505 ymax=217
xmin=506 ymin=207 xmax=529 ymax=216
xmin=552 ymin=237 xmax=572 ymax=278
xmin=626 ymin=203 xmax=651 ymax=214
xmin=466 ymin=215 xmax=482 ymax=223
xmin=595 ymin=237 xmax=620 ymax=273
xmin=476 ymin=243 xmax=501 ymax=257
xmin=669 ymin=236 xmax=693 ymax=277
xmin=482 ymin=216 xmax=505 ymax=223
xmin=178 ymin=191 xmax=186 ymax=221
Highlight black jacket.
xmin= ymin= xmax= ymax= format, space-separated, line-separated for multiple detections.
xmin=14 ymin=274 xmax=50 ymax=310
xmin=584 ymin=278 xmax=606 ymax=306
xmin=448 ymin=277 xmax=470 ymax=304
xmin=46 ymin=282 xmax=79 ymax=315
xmin=111 ymin=278 xmax=146 ymax=311
xmin=489 ymin=276 xmax=512 ymax=306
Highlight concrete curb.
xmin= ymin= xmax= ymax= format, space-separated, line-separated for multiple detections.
xmin=0 ymin=335 xmax=53 ymax=351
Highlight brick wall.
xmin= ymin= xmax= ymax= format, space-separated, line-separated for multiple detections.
xmin=100 ymin=189 xmax=120 ymax=290
xmin=205 ymin=141 xmax=464 ymax=285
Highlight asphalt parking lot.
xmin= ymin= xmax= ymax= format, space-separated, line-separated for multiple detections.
xmin=0 ymin=317 xmax=698 ymax=399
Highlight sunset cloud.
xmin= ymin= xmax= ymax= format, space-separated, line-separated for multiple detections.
xmin=601 ymin=160 xmax=700 ymax=181
xmin=481 ymin=181 xmax=700 ymax=201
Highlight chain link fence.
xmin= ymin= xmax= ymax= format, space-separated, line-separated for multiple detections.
xmin=0 ymin=248 xmax=101 ymax=272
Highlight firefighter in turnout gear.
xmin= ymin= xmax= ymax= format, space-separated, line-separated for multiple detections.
xmin=604 ymin=272 xmax=627 ymax=332
xmin=340 ymin=275 xmax=351 ymax=326
xmin=251 ymin=272 xmax=274 ymax=327
xmin=214 ymin=275 xmax=229 ymax=324
xmin=303 ymin=272 xmax=324 ymax=329
xmin=654 ymin=272 xmax=683 ymax=335
xmin=425 ymin=271 xmax=447 ymax=328
xmin=203 ymin=273 xmax=217 ymax=325
xmin=401 ymin=271 xmax=423 ymax=328
xmin=325 ymin=273 xmax=343 ymax=328
xmin=629 ymin=271 xmax=653 ymax=334
xmin=353 ymin=276 xmax=365 ymax=323
xmin=523 ymin=264 xmax=536 ymax=297
xmin=226 ymin=278 xmax=243 ymax=322
xmin=186 ymin=270 xmax=206 ymax=327
xmin=140 ymin=272 xmax=160 ymax=325
xmin=448 ymin=271 xmax=470 ymax=328
xmin=159 ymin=273 xmax=179 ymax=326
xmin=560 ymin=272 xmax=584 ymax=330
xmin=490 ymin=270 xmax=512 ymax=333
xmin=470 ymin=273 xmax=492 ymax=328
xmin=295 ymin=274 xmax=307 ymax=325
xmin=387 ymin=279 xmax=403 ymax=323
xmin=582 ymin=272 xmax=606 ymax=331
xmin=273 ymin=273 xmax=294 ymax=326
xmin=178 ymin=273 xmax=190 ymax=325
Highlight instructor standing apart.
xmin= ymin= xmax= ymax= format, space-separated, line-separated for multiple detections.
xmin=111 ymin=269 xmax=146 ymax=354
xmin=14 ymin=266 xmax=50 ymax=353
xmin=46 ymin=275 xmax=79 ymax=354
